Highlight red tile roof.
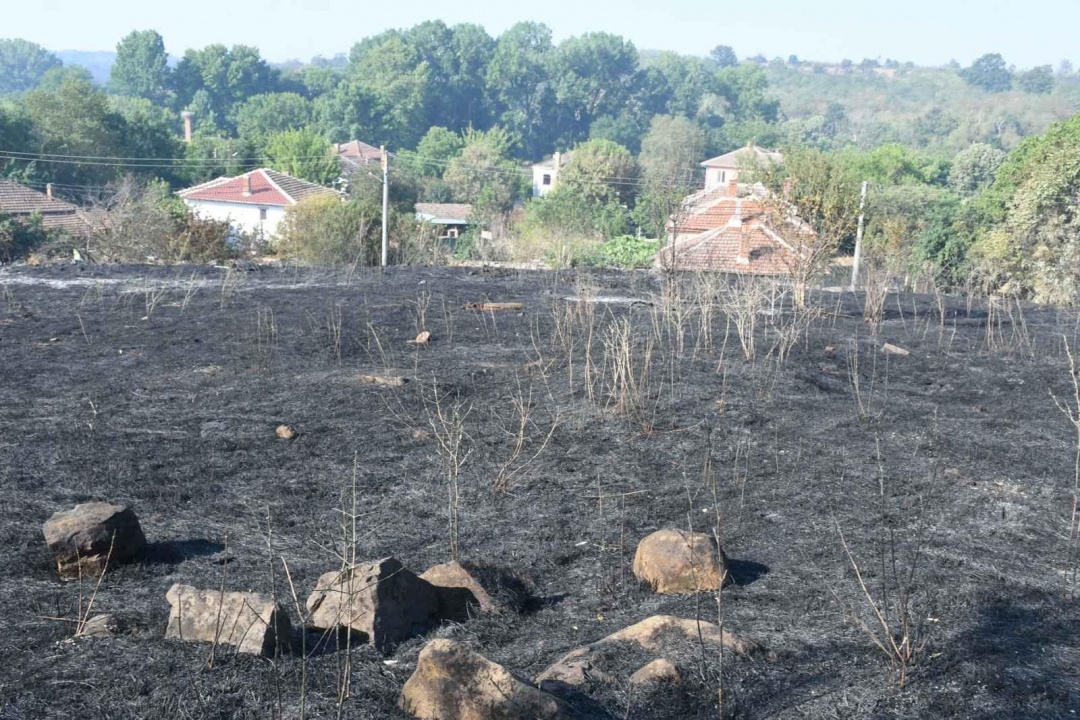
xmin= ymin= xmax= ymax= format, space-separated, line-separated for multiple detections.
xmin=659 ymin=189 xmax=810 ymax=275
xmin=178 ymin=169 xmax=339 ymax=207
xmin=0 ymin=180 xmax=105 ymax=236
xmin=658 ymin=224 xmax=799 ymax=275
xmin=336 ymin=140 xmax=383 ymax=172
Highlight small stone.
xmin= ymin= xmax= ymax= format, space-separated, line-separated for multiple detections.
xmin=410 ymin=331 xmax=431 ymax=345
xmin=400 ymin=639 xmax=573 ymax=720
xmin=883 ymin=343 xmax=910 ymax=356
xmin=165 ymin=584 xmax=292 ymax=657
xmin=275 ymin=425 xmax=295 ymax=439
xmin=629 ymin=658 xmax=682 ymax=685
xmin=43 ymin=503 xmax=146 ymax=580
xmin=77 ymin=613 xmax=128 ymax=638
xmin=306 ymin=557 xmax=438 ymax=653
xmin=632 ymin=529 xmax=730 ymax=594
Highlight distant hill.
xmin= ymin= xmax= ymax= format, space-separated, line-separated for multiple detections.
xmin=55 ymin=50 xmax=115 ymax=85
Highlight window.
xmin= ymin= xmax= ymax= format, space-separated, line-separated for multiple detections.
xmin=447 ymin=228 xmax=459 ymax=239
xmin=719 ymin=171 xmax=727 ymax=183
xmin=259 ymin=208 xmax=268 ymax=221
xmin=542 ymin=174 xmax=552 ymax=186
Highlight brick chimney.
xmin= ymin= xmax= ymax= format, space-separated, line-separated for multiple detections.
xmin=736 ymin=229 xmax=752 ymax=266
xmin=181 ymin=111 xmax=194 ymax=143
xmin=242 ymin=173 xmax=253 ymax=197
xmin=727 ymin=179 xmax=739 ymax=197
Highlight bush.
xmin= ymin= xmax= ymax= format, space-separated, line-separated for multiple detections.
xmin=593 ymin=234 xmax=661 ymax=269
xmin=0 ymin=212 xmax=47 ymax=263
xmin=167 ymin=214 xmax=238 ymax=264
xmin=276 ymin=196 xmax=381 ymax=266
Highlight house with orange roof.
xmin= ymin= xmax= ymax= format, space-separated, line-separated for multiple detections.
xmin=177 ymin=168 xmax=341 ymax=240
xmin=657 ymin=176 xmax=811 ymax=276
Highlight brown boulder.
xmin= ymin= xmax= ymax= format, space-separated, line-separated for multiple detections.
xmin=629 ymin=658 xmax=681 ymax=685
xmin=165 ymin=584 xmax=293 ymax=657
xmin=400 ymin=638 xmax=574 ymax=720
xmin=42 ymin=503 xmax=146 ymax=579
xmin=306 ymin=557 xmax=438 ymax=652
xmin=420 ymin=560 xmax=531 ymax=621
xmin=537 ymin=615 xmax=762 ymax=690
xmin=632 ymin=529 xmax=729 ymax=594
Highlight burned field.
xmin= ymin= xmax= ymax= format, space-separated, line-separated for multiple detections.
xmin=0 ymin=263 xmax=1078 ymax=719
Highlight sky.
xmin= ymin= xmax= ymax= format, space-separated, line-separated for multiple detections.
xmin=3 ymin=0 xmax=1076 ymax=69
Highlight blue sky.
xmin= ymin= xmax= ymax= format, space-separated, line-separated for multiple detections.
xmin=4 ymin=0 xmax=1075 ymax=68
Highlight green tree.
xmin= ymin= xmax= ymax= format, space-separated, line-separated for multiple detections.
xmin=404 ymin=126 xmax=464 ymax=178
xmin=110 ymin=30 xmax=171 ymax=104
xmin=758 ymin=147 xmax=863 ymax=306
xmin=948 ymin=143 xmax=1007 ymax=196
xmin=234 ymin=92 xmax=315 ymax=140
xmin=961 ymin=53 xmax=1013 ymax=93
xmin=486 ymin=22 xmax=555 ymax=159
xmin=22 ymin=75 xmax=123 ymax=185
xmin=972 ymin=113 xmax=1080 ymax=302
xmin=172 ymin=44 xmax=279 ymax=126
xmin=548 ymin=33 xmax=640 ymax=145
xmin=0 ymin=39 xmax=61 ymax=95
xmin=444 ymin=127 xmax=525 ymax=220
xmin=346 ymin=34 xmax=431 ymax=149
xmin=710 ymin=45 xmax=738 ymax=69
xmin=1017 ymin=65 xmax=1054 ymax=94
xmin=261 ymin=128 xmax=339 ymax=186
xmin=635 ymin=115 xmax=706 ymax=238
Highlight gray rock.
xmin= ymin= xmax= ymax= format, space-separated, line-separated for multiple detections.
xmin=306 ymin=557 xmax=438 ymax=653
xmin=42 ymin=503 xmax=146 ymax=580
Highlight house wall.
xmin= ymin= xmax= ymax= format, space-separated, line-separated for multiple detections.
xmin=532 ymin=166 xmax=556 ymax=197
xmin=705 ymin=166 xmax=738 ymax=190
xmin=183 ymin=199 xmax=287 ymax=240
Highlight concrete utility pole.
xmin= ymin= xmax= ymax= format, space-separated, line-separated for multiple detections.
xmin=380 ymin=146 xmax=389 ymax=268
xmin=850 ymin=180 xmax=868 ymax=290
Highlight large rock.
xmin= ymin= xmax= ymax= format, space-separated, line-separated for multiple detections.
xmin=537 ymin=615 xmax=762 ymax=690
xmin=165 ymin=584 xmax=293 ymax=657
xmin=632 ymin=529 xmax=730 ymax=594
xmin=42 ymin=503 xmax=146 ymax=579
xmin=420 ymin=560 xmax=531 ymax=621
xmin=306 ymin=557 xmax=438 ymax=652
xmin=399 ymin=639 xmax=574 ymax=720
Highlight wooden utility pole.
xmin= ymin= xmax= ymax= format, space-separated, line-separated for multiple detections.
xmin=850 ymin=180 xmax=868 ymax=290
xmin=380 ymin=146 xmax=389 ymax=267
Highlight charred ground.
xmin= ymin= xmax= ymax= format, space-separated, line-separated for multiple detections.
xmin=0 ymin=263 xmax=1078 ymax=719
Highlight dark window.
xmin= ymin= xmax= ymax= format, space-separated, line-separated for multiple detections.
xmin=259 ymin=208 xmax=268 ymax=221
xmin=542 ymin=174 xmax=552 ymax=186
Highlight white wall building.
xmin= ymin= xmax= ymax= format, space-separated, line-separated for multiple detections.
xmin=531 ymin=151 xmax=572 ymax=197
xmin=178 ymin=168 xmax=341 ymax=240
xmin=701 ymin=145 xmax=783 ymax=191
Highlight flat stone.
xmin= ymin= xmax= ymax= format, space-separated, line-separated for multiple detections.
xmin=165 ymin=583 xmax=293 ymax=657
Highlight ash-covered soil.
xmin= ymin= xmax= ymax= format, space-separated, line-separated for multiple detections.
xmin=0 ymin=263 xmax=1078 ymax=719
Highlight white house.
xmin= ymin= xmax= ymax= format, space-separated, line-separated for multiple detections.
xmin=531 ymin=151 xmax=572 ymax=197
xmin=177 ymin=168 xmax=341 ymax=240
xmin=701 ymin=145 xmax=783 ymax=191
